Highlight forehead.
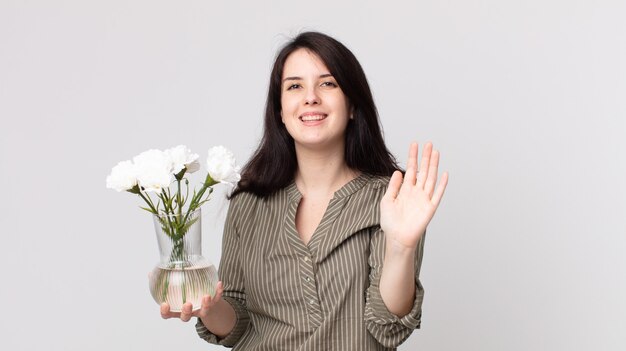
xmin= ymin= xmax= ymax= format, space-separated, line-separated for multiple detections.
xmin=282 ymin=48 xmax=330 ymax=77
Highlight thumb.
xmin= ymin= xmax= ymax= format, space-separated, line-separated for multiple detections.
xmin=383 ymin=171 xmax=403 ymax=203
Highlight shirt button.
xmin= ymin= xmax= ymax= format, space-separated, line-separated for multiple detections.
xmin=305 ymin=276 xmax=311 ymax=282
xmin=304 ymin=256 xmax=311 ymax=262
xmin=309 ymin=299 xmax=316 ymax=305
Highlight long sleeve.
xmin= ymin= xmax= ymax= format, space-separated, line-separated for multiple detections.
xmin=364 ymin=226 xmax=426 ymax=348
xmin=196 ymin=195 xmax=250 ymax=347
xmin=195 ymin=175 xmax=427 ymax=349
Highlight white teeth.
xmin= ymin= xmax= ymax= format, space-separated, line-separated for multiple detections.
xmin=300 ymin=115 xmax=326 ymax=121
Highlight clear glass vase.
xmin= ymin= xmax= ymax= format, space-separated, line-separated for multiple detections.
xmin=148 ymin=209 xmax=218 ymax=312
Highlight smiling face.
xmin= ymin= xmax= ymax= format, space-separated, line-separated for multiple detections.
xmin=280 ymin=48 xmax=351 ymax=152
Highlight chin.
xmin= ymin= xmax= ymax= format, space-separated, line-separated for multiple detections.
xmin=294 ymin=137 xmax=343 ymax=150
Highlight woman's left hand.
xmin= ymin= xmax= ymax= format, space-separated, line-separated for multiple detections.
xmin=380 ymin=142 xmax=448 ymax=250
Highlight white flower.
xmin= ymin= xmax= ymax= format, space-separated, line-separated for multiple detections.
xmin=206 ymin=146 xmax=241 ymax=185
xmin=133 ymin=149 xmax=173 ymax=192
xmin=166 ymin=145 xmax=200 ymax=174
xmin=106 ymin=160 xmax=137 ymax=192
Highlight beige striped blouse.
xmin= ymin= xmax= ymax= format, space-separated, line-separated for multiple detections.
xmin=196 ymin=174 xmax=426 ymax=350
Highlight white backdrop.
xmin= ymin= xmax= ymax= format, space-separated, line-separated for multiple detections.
xmin=1 ymin=1 xmax=625 ymax=350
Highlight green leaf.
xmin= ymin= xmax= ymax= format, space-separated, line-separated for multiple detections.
xmin=179 ymin=217 xmax=200 ymax=237
xmin=140 ymin=206 xmax=155 ymax=214
xmin=195 ymin=200 xmax=210 ymax=208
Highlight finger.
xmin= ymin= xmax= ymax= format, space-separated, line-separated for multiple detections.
xmin=403 ymin=143 xmax=419 ymax=186
xmin=431 ymin=171 xmax=449 ymax=208
xmin=160 ymin=303 xmax=171 ymax=319
xmin=202 ymin=294 xmax=212 ymax=309
xmin=383 ymin=170 xmax=403 ymax=201
xmin=213 ymin=281 xmax=224 ymax=302
xmin=416 ymin=142 xmax=432 ymax=187
xmin=160 ymin=303 xmax=180 ymax=319
xmin=180 ymin=302 xmax=193 ymax=322
xmin=194 ymin=295 xmax=211 ymax=318
xmin=424 ymin=149 xmax=440 ymax=197
xmin=196 ymin=281 xmax=225 ymax=317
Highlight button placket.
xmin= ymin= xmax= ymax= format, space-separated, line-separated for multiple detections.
xmin=299 ymin=253 xmax=322 ymax=328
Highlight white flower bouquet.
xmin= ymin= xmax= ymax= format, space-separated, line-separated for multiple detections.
xmin=106 ymin=145 xmax=240 ymax=310
xmin=107 ymin=144 xmax=240 ymax=211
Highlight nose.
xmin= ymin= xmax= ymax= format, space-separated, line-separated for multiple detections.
xmin=304 ymin=87 xmax=320 ymax=105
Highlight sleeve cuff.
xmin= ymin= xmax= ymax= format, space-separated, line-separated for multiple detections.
xmin=366 ymin=277 xmax=424 ymax=330
xmin=195 ymin=296 xmax=250 ymax=346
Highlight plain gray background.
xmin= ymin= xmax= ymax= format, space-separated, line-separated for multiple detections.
xmin=1 ymin=1 xmax=625 ymax=350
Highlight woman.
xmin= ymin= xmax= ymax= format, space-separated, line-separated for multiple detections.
xmin=161 ymin=31 xmax=448 ymax=350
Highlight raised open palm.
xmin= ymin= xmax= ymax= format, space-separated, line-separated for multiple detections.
xmin=380 ymin=142 xmax=448 ymax=249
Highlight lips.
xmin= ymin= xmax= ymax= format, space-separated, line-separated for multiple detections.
xmin=299 ymin=112 xmax=328 ymax=122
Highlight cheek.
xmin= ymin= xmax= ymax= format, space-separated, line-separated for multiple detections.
xmin=334 ymin=99 xmax=351 ymax=120
xmin=328 ymin=93 xmax=350 ymax=115
xmin=281 ymin=98 xmax=296 ymax=117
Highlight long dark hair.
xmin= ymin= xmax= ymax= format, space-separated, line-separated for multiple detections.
xmin=231 ymin=31 xmax=400 ymax=198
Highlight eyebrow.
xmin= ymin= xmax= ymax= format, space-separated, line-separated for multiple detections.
xmin=282 ymin=73 xmax=334 ymax=82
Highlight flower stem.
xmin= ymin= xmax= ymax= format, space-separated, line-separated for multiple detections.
xmin=138 ymin=192 xmax=158 ymax=214
xmin=177 ymin=179 xmax=183 ymax=218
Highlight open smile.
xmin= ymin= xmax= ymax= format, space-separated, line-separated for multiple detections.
xmin=299 ymin=112 xmax=328 ymax=122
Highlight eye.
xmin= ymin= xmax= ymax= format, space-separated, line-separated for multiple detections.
xmin=286 ymin=83 xmax=301 ymax=90
xmin=321 ymin=81 xmax=338 ymax=88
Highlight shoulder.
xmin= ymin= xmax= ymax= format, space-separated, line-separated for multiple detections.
xmin=358 ymin=174 xmax=390 ymax=198
xmin=343 ymin=174 xmax=390 ymax=212
xmin=364 ymin=174 xmax=390 ymax=189
xmin=224 ymin=191 xmax=261 ymax=234
xmin=228 ymin=190 xmax=261 ymax=215
xmin=225 ymin=187 xmax=291 ymax=239
xmin=227 ymin=186 xmax=291 ymax=219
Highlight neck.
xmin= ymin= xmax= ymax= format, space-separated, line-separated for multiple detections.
xmin=294 ymin=143 xmax=358 ymax=197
